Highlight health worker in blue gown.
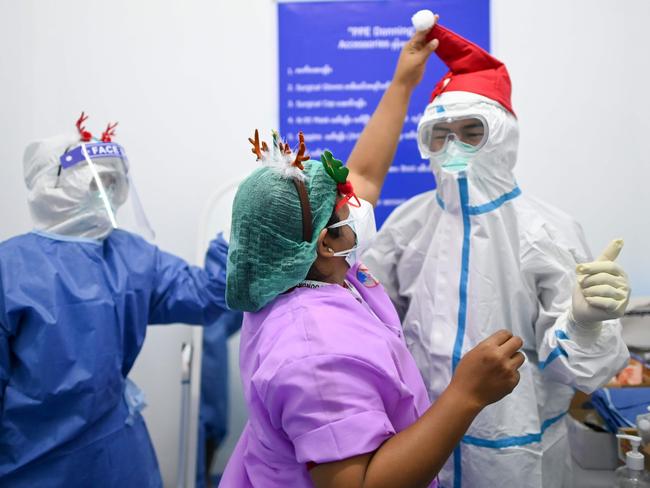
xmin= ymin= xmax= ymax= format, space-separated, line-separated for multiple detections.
xmin=196 ymin=298 xmax=243 ymax=488
xmin=0 ymin=114 xmax=231 ymax=487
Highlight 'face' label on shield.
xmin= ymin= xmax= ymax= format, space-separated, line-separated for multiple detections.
xmin=60 ymin=142 xmax=126 ymax=169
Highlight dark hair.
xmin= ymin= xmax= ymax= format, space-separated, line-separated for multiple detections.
xmin=305 ymin=206 xmax=341 ymax=281
xmin=324 ymin=207 xmax=341 ymax=238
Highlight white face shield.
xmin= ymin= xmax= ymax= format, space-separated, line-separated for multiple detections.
xmin=59 ymin=142 xmax=129 ymax=230
xmin=24 ymin=136 xmax=154 ymax=241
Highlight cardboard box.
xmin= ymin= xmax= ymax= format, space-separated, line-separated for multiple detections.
xmin=567 ymin=308 xmax=650 ymax=471
xmin=568 ymin=408 xmax=620 ymax=470
xmin=568 ymin=369 xmax=650 ymax=471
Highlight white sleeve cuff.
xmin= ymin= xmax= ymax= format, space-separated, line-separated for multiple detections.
xmin=567 ymin=310 xmax=603 ymax=346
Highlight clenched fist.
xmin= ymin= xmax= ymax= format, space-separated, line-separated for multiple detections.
xmin=449 ymin=330 xmax=525 ymax=409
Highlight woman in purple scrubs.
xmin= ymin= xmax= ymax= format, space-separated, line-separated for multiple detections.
xmin=219 ymin=128 xmax=525 ymax=487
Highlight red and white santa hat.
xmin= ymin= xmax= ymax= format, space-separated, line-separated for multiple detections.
xmin=425 ymin=24 xmax=515 ymax=117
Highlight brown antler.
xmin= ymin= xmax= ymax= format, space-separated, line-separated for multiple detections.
xmin=101 ymin=122 xmax=118 ymax=143
xmin=248 ymin=129 xmax=269 ymax=161
xmin=76 ymin=112 xmax=93 ymax=142
xmin=291 ymin=132 xmax=309 ymax=170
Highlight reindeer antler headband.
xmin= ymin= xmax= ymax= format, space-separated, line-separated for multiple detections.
xmin=75 ymin=112 xmax=119 ymax=143
xmin=249 ymin=129 xmax=313 ymax=242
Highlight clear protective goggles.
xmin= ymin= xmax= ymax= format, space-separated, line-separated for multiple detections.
xmin=58 ymin=141 xmax=154 ymax=239
xmin=418 ymin=113 xmax=489 ymax=158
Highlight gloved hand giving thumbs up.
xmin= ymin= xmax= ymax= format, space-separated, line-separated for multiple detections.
xmin=571 ymin=239 xmax=631 ymax=327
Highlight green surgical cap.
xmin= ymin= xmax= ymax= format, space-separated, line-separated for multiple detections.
xmin=226 ymin=159 xmax=337 ymax=312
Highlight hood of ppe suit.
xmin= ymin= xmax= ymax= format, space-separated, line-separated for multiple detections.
xmin=418 ymin=91 xmax=520 ymax=211
xmin=23 ymin=133 xmax=129 ymax=240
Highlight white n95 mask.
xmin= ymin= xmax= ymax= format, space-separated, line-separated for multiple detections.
xmin=327 ymin=198 xmax=376 ymax=267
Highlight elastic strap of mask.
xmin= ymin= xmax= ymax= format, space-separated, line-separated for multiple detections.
xmin=81 ymin=143 xmax=118 ymax=229
xmin=292 ymin=177 xmax=313 ymax=242
xmin=332 ymin=246 xmax=357 ymax=257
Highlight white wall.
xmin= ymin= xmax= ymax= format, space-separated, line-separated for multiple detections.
xmin=0 ymin=0 xmax=278 ymax=246
xmin=492 ymin=0 xmax=650 ymax=295
xmin=1 ymin=0 xmax=649 ymax=484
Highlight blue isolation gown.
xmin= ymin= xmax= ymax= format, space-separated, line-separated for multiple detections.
xmin=195 ymin=304 xmax=243 ymax=488
xmin=0 ymin=229 xmax=230 ymax=487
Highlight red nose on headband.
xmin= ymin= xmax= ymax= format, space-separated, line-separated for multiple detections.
xmin=319 ymin=150 xmax=361 ymax=212
xmin=335 ymin=181 xmax=361 ymax=211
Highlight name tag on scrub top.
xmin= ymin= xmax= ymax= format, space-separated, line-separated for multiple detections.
xmin=296 ymin=280 xmax=363 ymax=302
xmin=296 ymin=280 xmax=382 ymax=322
xmin=59 ymin=142 xmax=128 ymax=169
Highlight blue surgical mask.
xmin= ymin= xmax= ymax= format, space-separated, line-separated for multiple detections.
xmin=89 ymin=185 xmax=117 ymax=212
xmin=438 ymin=140 xmax=479 ymax=172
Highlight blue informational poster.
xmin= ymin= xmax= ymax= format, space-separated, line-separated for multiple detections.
xmin=278 ymin=0 xmax=490 ymax=226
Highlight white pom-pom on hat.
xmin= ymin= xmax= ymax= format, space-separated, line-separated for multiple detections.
xmin=411 ymin=9 xmax=436 ymax=32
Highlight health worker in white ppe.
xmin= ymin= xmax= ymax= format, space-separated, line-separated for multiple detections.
xmin=350 ymin=16 xmax=632 ymax=488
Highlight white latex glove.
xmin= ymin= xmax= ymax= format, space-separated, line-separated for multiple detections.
xmin=571 ymin=239 xmax=631 ymax=327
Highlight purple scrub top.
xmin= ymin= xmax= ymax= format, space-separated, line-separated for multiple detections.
xmin=220 ymin=263 xmax=437 ymax=487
